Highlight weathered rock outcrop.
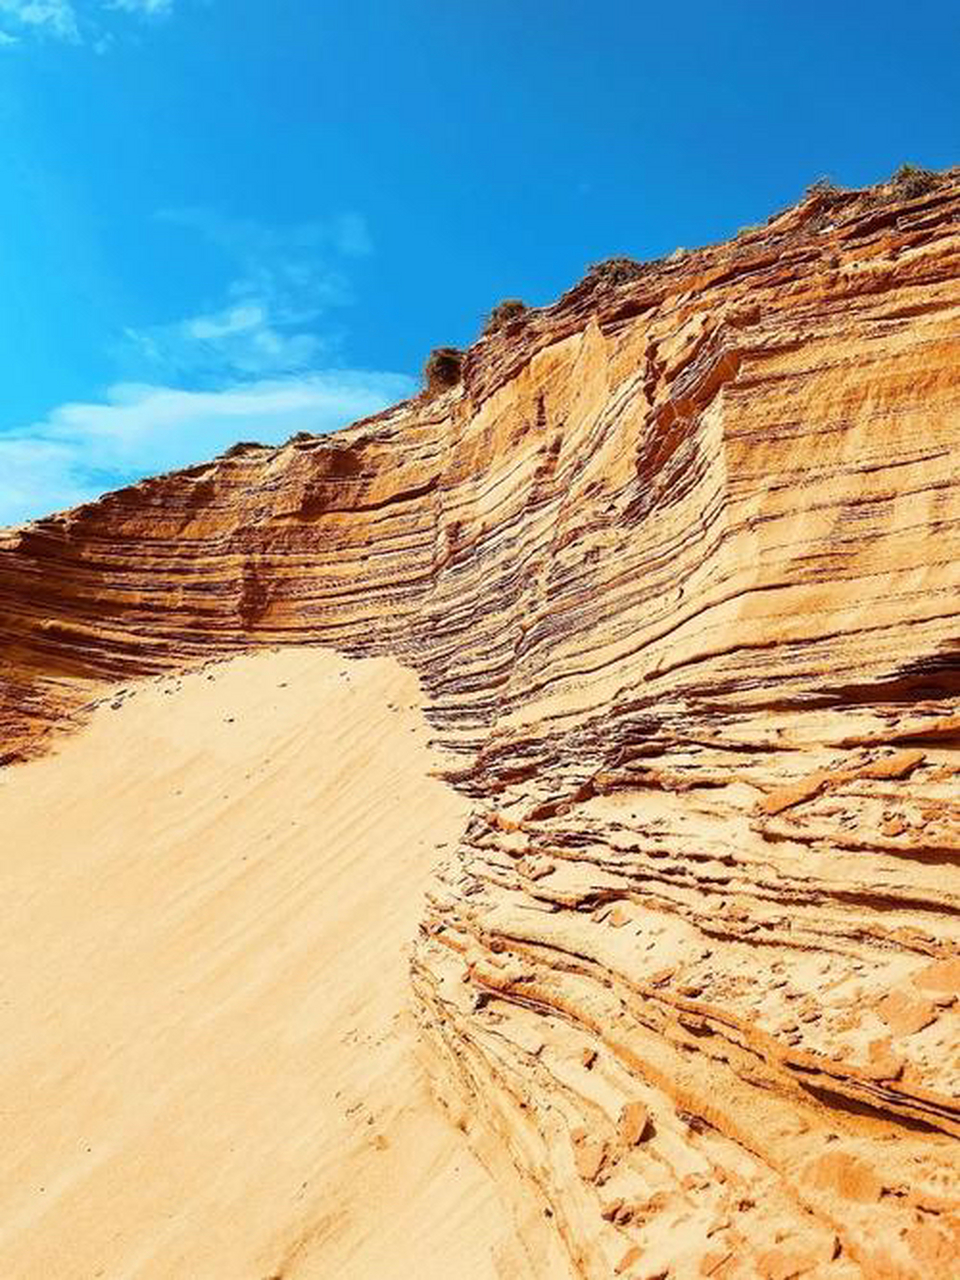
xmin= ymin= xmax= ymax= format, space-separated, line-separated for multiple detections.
xmin=2 ymin=173 xmax=959 ymax=1278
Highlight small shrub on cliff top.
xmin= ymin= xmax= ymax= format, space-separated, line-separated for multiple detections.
xmin=891 ymin=163 xmax=941 ymax=199
xmin=805 ymin=176 xmax=843 ymax=201
xmin=423 ymin=346 xmax=464 ymax=394
xmin=221 ymin=440 xmax=265 ymax=458
xmin=586 ymin=256 xmax=644 ymax=286
xmin=483 ymin=298 xmax=528 ymax=335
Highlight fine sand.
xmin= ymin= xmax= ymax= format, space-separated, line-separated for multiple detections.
xmin=0 ymin=649 xmax=533 ymax=1279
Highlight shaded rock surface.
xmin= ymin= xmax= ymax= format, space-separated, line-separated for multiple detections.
xmin=2 ymin=173 xmax=959 ymax=1278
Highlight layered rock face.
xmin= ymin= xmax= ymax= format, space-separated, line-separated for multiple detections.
xmin=2 ymin=175 xmax=959 ymax=1278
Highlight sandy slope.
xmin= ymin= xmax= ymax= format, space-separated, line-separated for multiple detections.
xmin=0 ymin=649 xmax=533 ymax=1279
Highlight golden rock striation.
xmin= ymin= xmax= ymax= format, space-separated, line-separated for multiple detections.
xmin=2 ymin=173 xmax=960 ymax=1278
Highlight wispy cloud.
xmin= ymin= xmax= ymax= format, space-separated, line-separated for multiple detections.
xmin=0 ymin=0 xmax=178 ymax=46
xmin=120 ymin=210 xmax=373 ymax=382
xmin=0 ymin=0 xmax=80 ymax=43
xmin=2 ymin=204 xmax=415 ymax=526
xmin=108 ymin=0 xmax=173 ymax=13
xmin=0 ymin=372 xmax=415 ymax=526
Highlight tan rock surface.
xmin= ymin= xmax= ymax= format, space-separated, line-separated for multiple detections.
xmin=1 ymin=171 xmax=959 ymax=1276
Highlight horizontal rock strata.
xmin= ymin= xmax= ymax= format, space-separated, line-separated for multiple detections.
xmin=2 ymin=173 xmax=959 ymax=1278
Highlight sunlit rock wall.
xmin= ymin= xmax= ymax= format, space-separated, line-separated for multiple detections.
xmin=2 ymin=174 xmax=958 ymax=1279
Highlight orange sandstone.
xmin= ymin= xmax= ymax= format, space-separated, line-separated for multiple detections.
xmin=1 ymin=171 xmax=959 ymax=1278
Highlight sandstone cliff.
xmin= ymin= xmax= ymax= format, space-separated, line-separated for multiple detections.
xmin=1 ymin=171 xmax=959 ymax=1278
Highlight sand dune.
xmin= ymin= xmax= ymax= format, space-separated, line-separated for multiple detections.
xmin=0 ymin=648 xmax=535 ymax=1279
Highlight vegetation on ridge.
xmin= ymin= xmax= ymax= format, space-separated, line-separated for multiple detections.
xmin=423 ymin=346 xmax=464 ymax=396
xmin=891 ymin=163 xmax=942 ymax=199
xmin=414 ymin=164 xmax=954 ymax=403
xmin=483 ymin=299 xmax=528 ymax=335
xmin=804 ymin=176 xmax=844 ymax=201
xmin=585 ymin=256 xmax=645 ymax=286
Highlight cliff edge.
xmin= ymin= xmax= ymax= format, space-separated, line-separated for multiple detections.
xmin=1 ymin=171 xmax=959 ymax=1278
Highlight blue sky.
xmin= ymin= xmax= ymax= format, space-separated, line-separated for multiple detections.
xmin=0 ymin=1 xmax=957 ymax=525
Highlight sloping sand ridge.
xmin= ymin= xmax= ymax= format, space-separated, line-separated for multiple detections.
xmin=0 ymin=649 xmax=541 ymax=1278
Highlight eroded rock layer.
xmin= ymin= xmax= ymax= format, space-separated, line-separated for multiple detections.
xmin=2 ymin=175 xmax=959 ymax=1278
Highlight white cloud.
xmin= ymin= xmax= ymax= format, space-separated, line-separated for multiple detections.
xmin=0 ymin=206 xmax=397 ymax=526
xmin=0 ymin=0 xmax=178 ymax=45
xmin=122 ymin=211 xmax=373 ymax=381
xmin=123 ymin=306 xmax=328 ymax=381
xmin=186 ymin=304 xmax=265 ymax=342
xmin=108 ymin=0 xmax=173 ymax=13
xmin=0 ymin=437 xmax=95 ymax=520
xmin=0 ymin=371 xmax=416 ymax=527
xmin=0 ymin=0 xmax=80 ymax=41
